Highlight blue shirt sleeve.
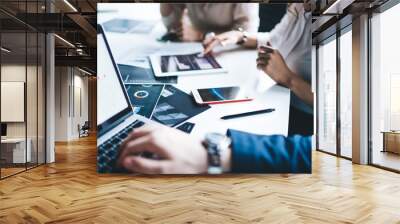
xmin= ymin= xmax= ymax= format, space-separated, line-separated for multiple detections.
xmin=227 ymin=129 xmax=311 ymax=173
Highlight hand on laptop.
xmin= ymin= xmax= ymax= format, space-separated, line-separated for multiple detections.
xmin=117 ymin=125 xmax=208 ymax=174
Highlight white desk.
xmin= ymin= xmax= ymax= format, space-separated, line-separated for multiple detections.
xmin=99 ymin=7 xmax=290 ymax=137
xmin=1 ymin=138 xmax=31 ymax=163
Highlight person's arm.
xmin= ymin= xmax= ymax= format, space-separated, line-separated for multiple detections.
xmin=160 ymin=3 xmax=185 ymax=31
xmin=257 ymin=46 xmax=313 ymax=106
xmin=202 ymin=3 xmax=294 ymax=54
xmin=286 ymin=71 xmax=313 ymax=106
xmin=202 ymin=31 xmax=257 ymax=54
xmin=202 ymin=3 xmax=310 ymax=55
xmin=227 ymin=129 xmax=311 ymax=173
xmin=201 ymin=3 xmax=260 ymax=54
xmin=117 ymin=125 xmax=311 ymax=174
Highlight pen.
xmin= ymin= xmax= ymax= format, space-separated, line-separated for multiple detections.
xmin=220 ymin=108 xmax=275 ymax=120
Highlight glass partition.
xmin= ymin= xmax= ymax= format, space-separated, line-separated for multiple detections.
xmin=38 ymin=32 xmax=45 ymax=165
xmin=317 ymin=36 xmax=337 ymax=155
xmin=0 ymin=1 xmax=46 ymax=179
xmin=27 ymin=31 xmax=38 ymax=169
xmin=1 ymin=31 xmax=28 ymax=177
xmin=370 ymin=3 xmax=400 ymax=171
xmin=339 ymin=29 xmax=352 ymax=158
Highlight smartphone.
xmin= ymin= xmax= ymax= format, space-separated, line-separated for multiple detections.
xmin=192 ymin=86 xmax=252 ymax=105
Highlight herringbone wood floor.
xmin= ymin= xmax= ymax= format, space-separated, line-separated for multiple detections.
xmin=1 ymin=135 xmax=400 ymax=224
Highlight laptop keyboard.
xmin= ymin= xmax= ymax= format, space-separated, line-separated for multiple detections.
xmin=97 ymin=120 xmax=145 ymax=173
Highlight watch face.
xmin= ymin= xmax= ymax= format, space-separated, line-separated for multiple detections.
xmin=208 ymin=166 xmax=223 ymax=175
xmin=206 ymin=133 xmax=226 ymax=145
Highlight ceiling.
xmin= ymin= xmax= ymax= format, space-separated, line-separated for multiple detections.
xmin=311 ymin=0 xmax=391 ymax=44
xmin=0 ymin=0 xmax=99 ymax=74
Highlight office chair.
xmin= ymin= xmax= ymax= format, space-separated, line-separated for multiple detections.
xmin=78 ymin=121 xmax=90 ymax=138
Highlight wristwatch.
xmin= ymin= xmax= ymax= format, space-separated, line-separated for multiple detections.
xmin=203 ymin=31 xmax=216 ymax=41
xmin=203 ymin=133 xmax=231 ymax=174
xmin=236 ymin=27 xmax=249 ymax=45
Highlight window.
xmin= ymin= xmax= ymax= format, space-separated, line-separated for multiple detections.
xmin=370 ymin=2 xmax=400 ymax=171
xmin=339 ymin=29 xmax=352 ymax=158
xmin=317 ymin=37 xmax=337 ymax=154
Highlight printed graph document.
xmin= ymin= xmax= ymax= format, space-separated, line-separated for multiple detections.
xmin=151 ymin=85 xmax=210 ymax=127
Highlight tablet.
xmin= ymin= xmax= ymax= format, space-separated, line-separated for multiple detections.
xmin=149 ymin=52 xmax=227 ymax=77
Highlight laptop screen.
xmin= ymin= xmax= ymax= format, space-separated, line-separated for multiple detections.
xmin=97 ymin=32 xmax=129 ymax=125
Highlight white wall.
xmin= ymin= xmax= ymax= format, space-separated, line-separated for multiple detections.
xmin=1 ymin=65 xmax=26 ymax=138
xmin=72 ymin=73 xmax=89 ymax=138
xmin=55 ymin=66 xmax=69 ymax=141
xmin=54 ymin=67 xmax=89 ymax=141
xmin=1 ymin=65 xmax=40 ymax=138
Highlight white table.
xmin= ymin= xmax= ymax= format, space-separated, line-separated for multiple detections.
xmin=98 ymin=5 xmax=290 ymax=137
xmin=1 ymin=138 xmax=32 ymax=163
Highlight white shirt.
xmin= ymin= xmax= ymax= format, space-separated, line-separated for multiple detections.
xmin=257 ymin=4 xmax=312 ymax=115
xmin=162 ymin=3 xmax=259 ymax=33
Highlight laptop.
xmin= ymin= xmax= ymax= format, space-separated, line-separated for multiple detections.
xmin=97 ymin=24 xmax=155 ymax=173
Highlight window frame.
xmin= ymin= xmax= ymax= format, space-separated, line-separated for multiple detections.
xmin=0 ymin=0 xmax=48 ymax=180
xmin=367 ymin=0 xmax=400 ymax=173
xmin=315 ymin=22 xmax=353 ymax=160
xmin=338 ymin=24 xmax=353 ymax=159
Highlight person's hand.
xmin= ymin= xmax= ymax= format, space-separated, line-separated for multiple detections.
xmin=202 ymin=31 xmax=244 ymax=54
xmin=256 ymin=45 xmax=295 ymax=88
xmin=117 ymin=125 xmax=208 ymax=174
xmin=176 ymin=23 xmax=203 ymax=42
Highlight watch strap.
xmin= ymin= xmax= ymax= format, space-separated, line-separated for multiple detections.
xmin=203 ymin=133 xmax=231 ymax=174
xmin=206 ymin=142 xmax=222 ymax=174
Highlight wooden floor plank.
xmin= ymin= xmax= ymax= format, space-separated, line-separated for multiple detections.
xmin=1 ymin=135 xmax=400 ymax=223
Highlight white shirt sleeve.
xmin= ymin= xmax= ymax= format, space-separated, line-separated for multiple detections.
xmin=257 ymin=4 xmax=306 ymax=59
xmin=256 ymin=4 xmax=295 ymax=48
